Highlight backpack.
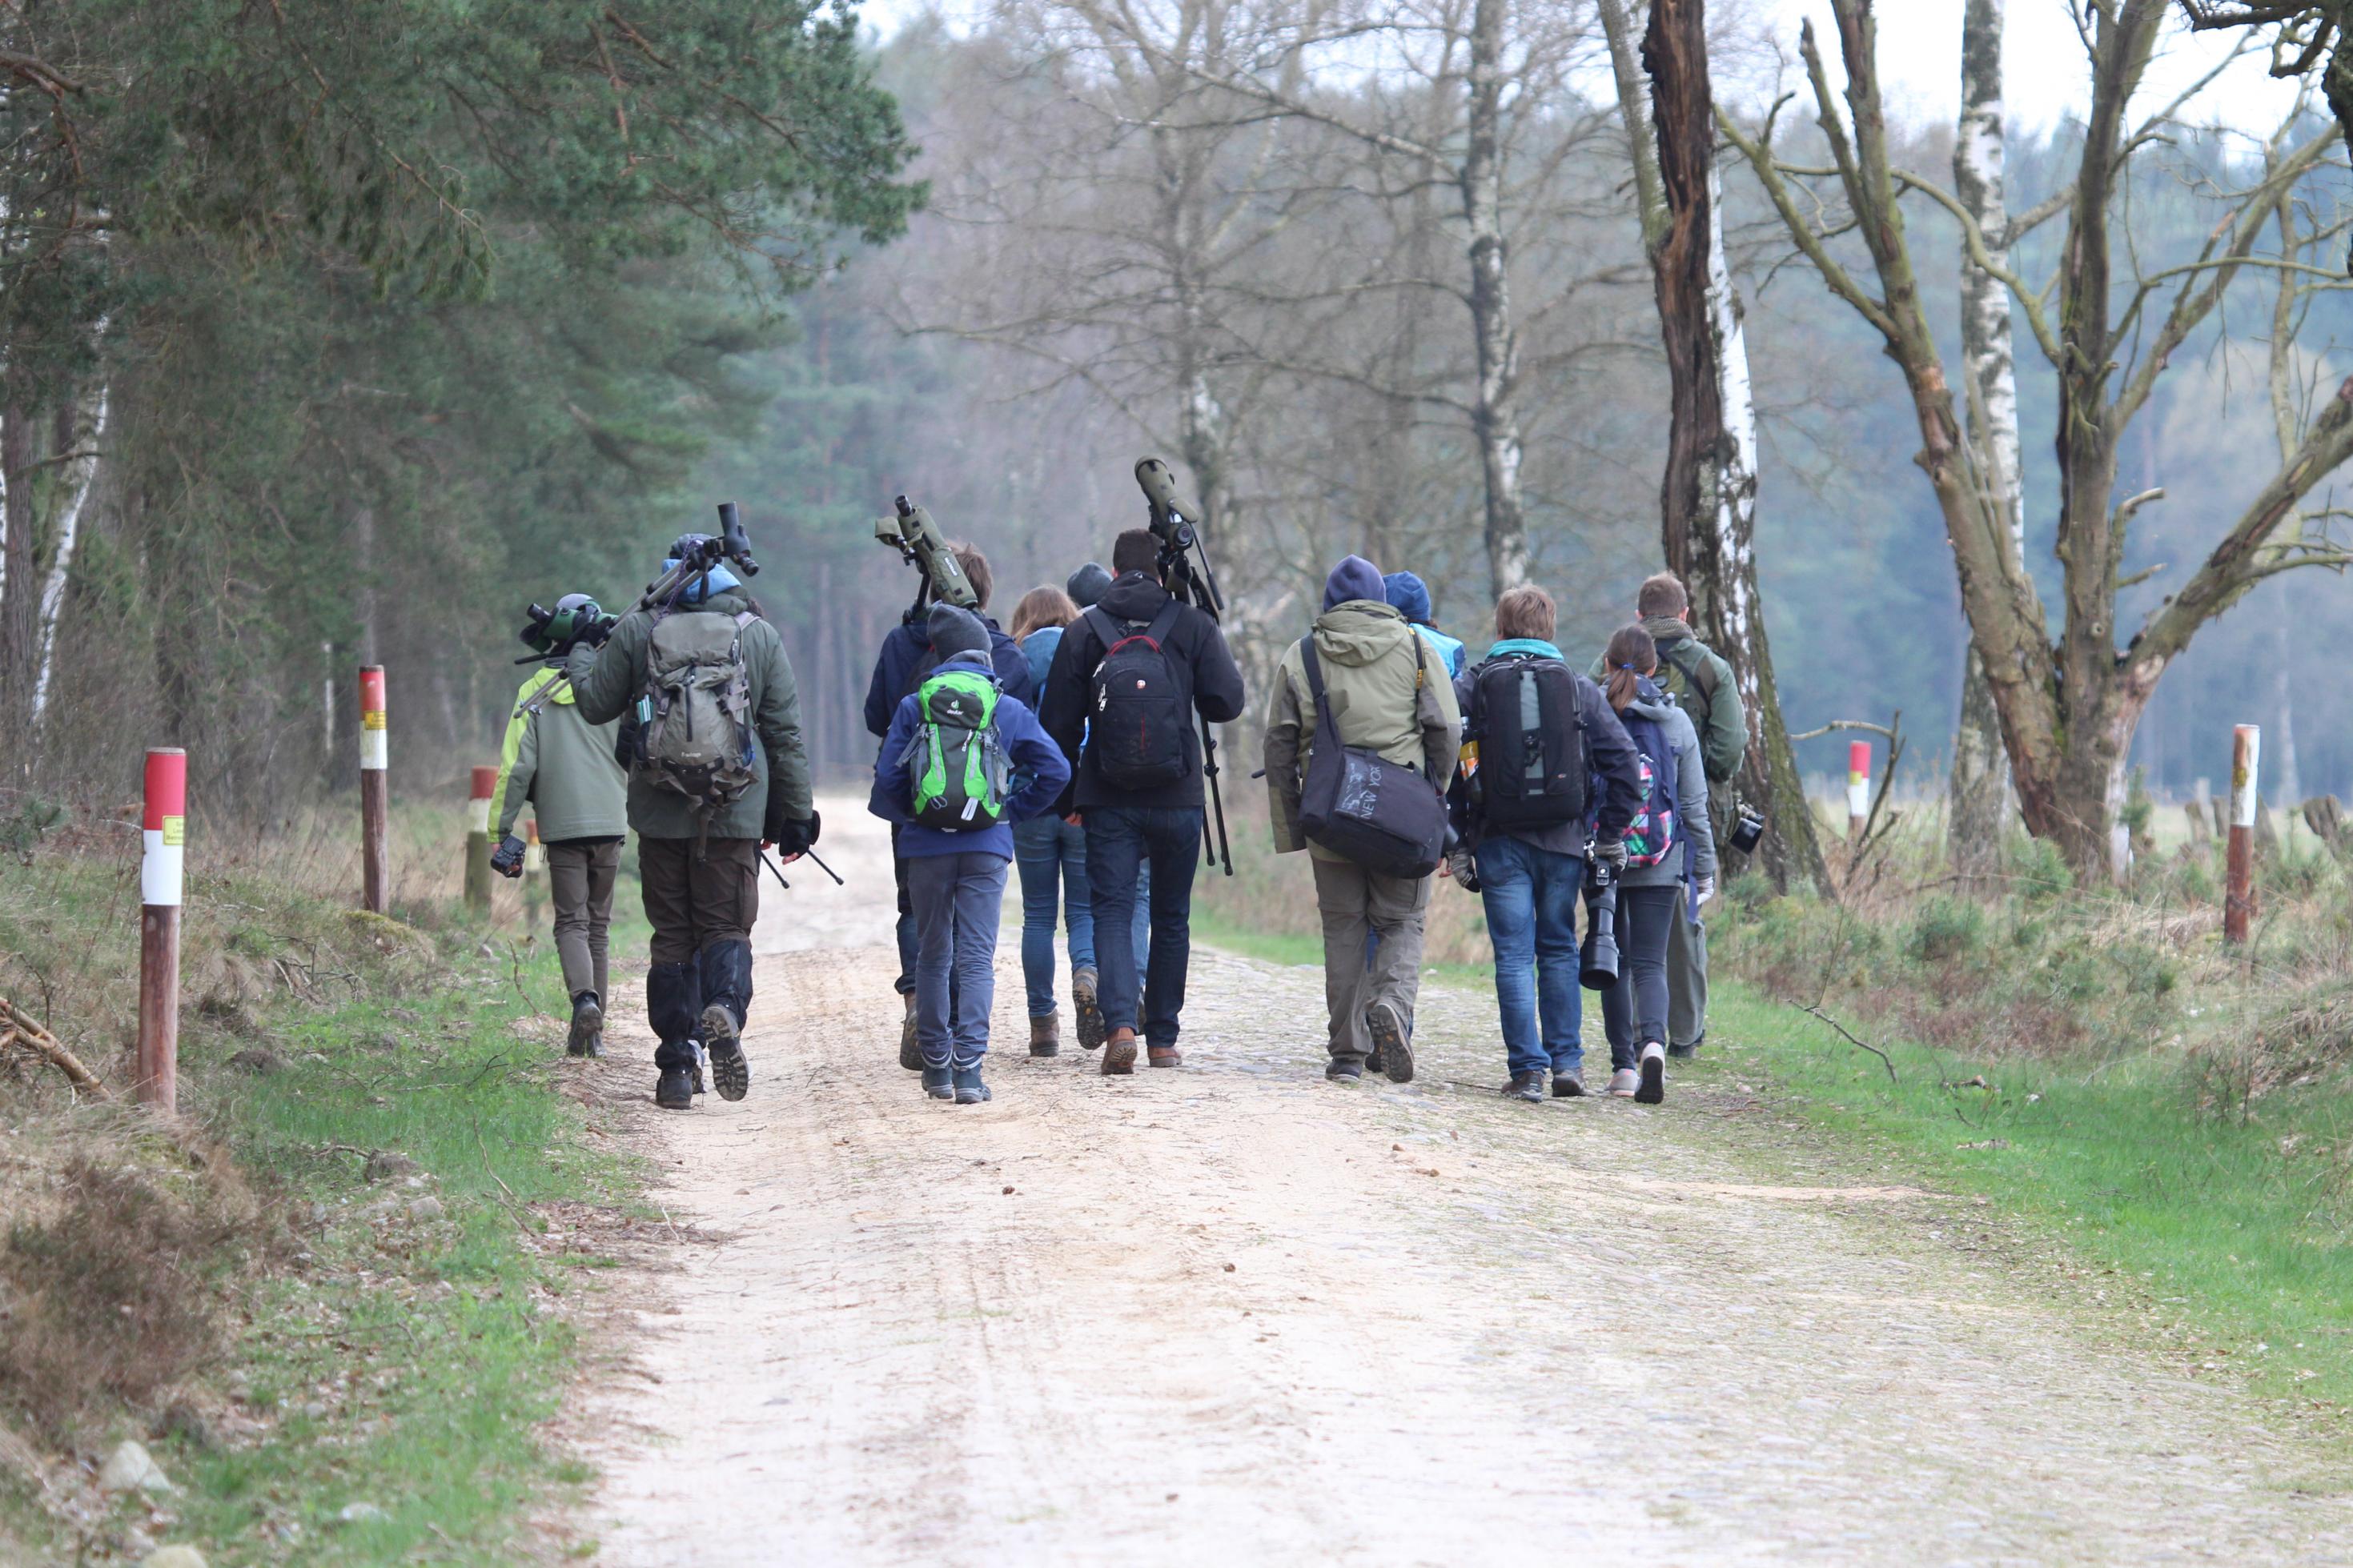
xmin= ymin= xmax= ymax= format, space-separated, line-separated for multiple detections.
xmin=905 ymin=665 xmax=1007 ymax=831
xmin=640 ymin=609 xmax=760 ymax=824
xmin=1295 ymin=633 xmax=1448 ymax=879
xmin=1468 ymin=654 xmax=1588 ymax=830
xmin=1084 ymin=601 xmax=1189 ymax=789
xmin=1614 ymin=701 xmax=1682 ymax=870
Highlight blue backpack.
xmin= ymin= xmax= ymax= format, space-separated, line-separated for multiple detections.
xmin=1613 ymin=701 xmax=1682 ymax=871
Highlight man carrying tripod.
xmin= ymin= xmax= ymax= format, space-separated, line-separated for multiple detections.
xmin=1038 ymin=526 xmax=1245 ymax=1075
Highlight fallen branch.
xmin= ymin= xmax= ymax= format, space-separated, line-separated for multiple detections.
xmin=1792 ymin=1001 xmax=1898 ymax=1085
xmin=0 ymin=997 xmax=111 ymax=1099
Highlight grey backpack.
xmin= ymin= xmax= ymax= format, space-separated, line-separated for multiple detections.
xmin=640 ymin=609 xmax=758 ymax=823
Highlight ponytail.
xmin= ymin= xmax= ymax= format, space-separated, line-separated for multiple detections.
xmin=1603 ymin=624 xmax=1657 ymax=714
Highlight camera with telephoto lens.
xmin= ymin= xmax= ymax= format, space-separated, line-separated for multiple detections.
xmin=873 ymin=495 xmax=978 ymax=612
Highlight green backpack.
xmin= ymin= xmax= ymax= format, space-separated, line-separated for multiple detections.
xmin=905 ymin=667 xmax=1008 ymax=831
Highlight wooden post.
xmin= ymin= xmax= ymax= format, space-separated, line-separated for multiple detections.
xmin=139 ymin=748 xmax=187 ymax=1113
xmin=2225 ymin=724 xmax=2259 ymax=944
xmin=1846 ymin=740 xmax=1870 ymax=840
xmin=523 ymin=817 xmax=546 ymax=924
xmin=464 ymin=764 xmax=497 ymax=915
xmin=359 ymin=665 xmax=389 ymax=914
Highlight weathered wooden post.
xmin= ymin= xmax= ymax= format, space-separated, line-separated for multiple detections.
xmin=464 ymin=764 xmax=497 ymax=915
xmin=2225 ymin=724 xmax=2259 ymax=945
xmin=359 ymin=666 xmax=389 ymax=914
xmin=139 ymin=748 xmax=186 ymax=1113
xmin=1846 ymin=740 xmax=1871 ymax=841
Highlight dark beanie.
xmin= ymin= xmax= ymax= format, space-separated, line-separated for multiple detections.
xmin=1323 ymin=555 xmax=1386 ymax=611
xmin=1066 ymin=562 xmax=1113 ymax=608
xmin=926 ymin=602 xmax=990 ymax=662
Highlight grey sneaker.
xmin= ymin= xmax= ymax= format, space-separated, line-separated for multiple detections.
xmin=1607 ymin=1069 xmax=1640 ymax=1097
xmin=1366 ymin=1001 xmax=1413 ymax=1083
xmin=1636 ymin=1041 xmax=1666 ymax=1105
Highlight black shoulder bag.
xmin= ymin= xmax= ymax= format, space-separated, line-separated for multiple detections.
xmin=1296 ymin=633 xmax=1448 ymax=879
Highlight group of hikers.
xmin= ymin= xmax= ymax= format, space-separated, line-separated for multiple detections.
xmin=486 ymin=513 xmax=1745 ymax=1113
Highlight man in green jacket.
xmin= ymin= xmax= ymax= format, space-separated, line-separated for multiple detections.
xmin=567 ymin=539 xmax=818 ymax=1111
xmin=490 ymin=595 xmax=629 ymax=1058
xmin=1590 ymin=571 xmax=1748 ymax=1057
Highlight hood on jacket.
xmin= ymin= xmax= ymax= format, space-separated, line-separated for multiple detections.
xmin=661 ymin=559 xmax=743 ymax=604
xmin=1640 ymin=612 xmax=1694 ymax=651
xmin=1323 ymin=555 xmax=1385 ymax=610
xmin=1311 ymin=600 xmax=1413 ymax=667
xmin=518 ymin=667 xmax=578 ymax=708
xmin=1383 ymin=571 xmax=1434 ymax=624
xmin=1066 ymin=562 xmax=1114 ymax=608
xmin=1098 ymin=570 xmax=1172 ymax=623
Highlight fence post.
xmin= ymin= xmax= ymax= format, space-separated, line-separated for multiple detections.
xmin=139 ymin=748 xmax=186 ymax=1113
xmin=2225 ymin=724 xmax=2260 ymax=945
xmin=1846 ymin=740 xmax=1871 ymax=840
xmin=465 ymin=764 xmax=498 ymax=915
xmin=359 ymin=665 xmax=389 ymax=914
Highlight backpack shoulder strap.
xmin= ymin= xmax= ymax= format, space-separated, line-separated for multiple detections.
xmin=1141 ymin=597 xmax=1182 ymax=648
xmin=1298 ymin=636 xmax=1327 ymax=713
xmin=1659 ymin=637 xmax=1719 ymax=706
xmin=1082 ymin=606 xmax=1126 ymax=660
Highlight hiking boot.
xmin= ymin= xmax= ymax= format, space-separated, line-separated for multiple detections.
xmin=1325 ymin=1054 xmax=1365 ymax=1083
xmin=900 ymin=991 xmax=922 ymax=1071
xmin=1071 ymin=967 xmax=1106 ymax=1051
xmin=1147 ymin=1045 xmax=1183 ymax=1069
xmin=1364 ymin=1045 xmax=1386 ymax=1076
xmin=953 ymin=1065 xmax=993 ymax=1105
xmin=689 ymin=1040 xmax=707 ymax=1096
xmin=1503 ymin=1071 xmax=1544 ymax=1103
xmin=1607 ymin=1068 xmax=1640 ymax=1097
xmin=1367 ymin=1001 xmax=1413 ymax=1083
xmin=1636 ymin=1041 xmax=1666 ymax=1105
xmin=701 ymin=1005 xmax=749 ymax=1102
xmin=1030 ymin=1015 xmax=1061 ymax=1058
xmin=1552 ymin=1070 xmax=1586 ymax=1098
xmin=567 ymin=993 xmax=604 ymax=1058
xmin=655 ymin=1069 xmax=695 ymax=1110
xmin=1668 ymin=1033 xmax=1701 ymax=1061
xmin=922 ymin=1065 xmax=954 ymax=1101
xmin=1101 ymin=1028 xmax=1138 ymax=1076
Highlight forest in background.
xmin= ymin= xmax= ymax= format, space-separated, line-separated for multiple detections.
xmin=4 ymin=0 xmax=2349 ymax=832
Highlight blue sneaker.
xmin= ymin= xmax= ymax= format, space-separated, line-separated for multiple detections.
xmin=953 ymin=1065 xmax=992 ymax=1105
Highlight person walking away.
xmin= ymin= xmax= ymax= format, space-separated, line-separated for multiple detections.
xmin=1008 ymin=585 xmax=1099 ymax=1056
xmin=1449 ymin=586 xmax=1642 ymax=1101
xmin=1038 ymin=528 xmax=1247 ymax=1075
xmin=1384 ymin=571 xmax=1467 ymax=679
xmin=1066 ymin=562 xmax=1152 ymax=993
xmin=1263 ymin=555 xmax=1462 ymax=1085
xmin=871 ymin=604 xmax=1070 ymax=1103
xmin=490 ymin=594 xmax=630 ymax=1058
xmin=1595 ymin=624 xmax=1717 ymax=1105
xmin=864 ymin=544 xmax=1034 ymax=1069
xmin=567 ymin=536 xmax=818 ymax=1110
xmin=1589 ymin=572 xmax=1745 ymax=1058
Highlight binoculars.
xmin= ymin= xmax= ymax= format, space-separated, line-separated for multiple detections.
xmin=874 ymin=495 xmax=978 ymax=612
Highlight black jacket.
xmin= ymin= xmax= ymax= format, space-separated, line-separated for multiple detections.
xmin=1451 ymin=653 xmax=1644 ymax=857
xmin=861 ymin=612 xmax=1032 ymax=739
xmin=1038 ymin=570 xmax=1247 ymax=814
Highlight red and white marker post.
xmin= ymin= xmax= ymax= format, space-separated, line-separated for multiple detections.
xmin=2225 ymin=724 xmax=2260 ymax=944
xmin=465 ymin=764 xmax=498 ymax=914
xmin=359 ymin=666 xmax=389 ymax=914
xmin=139 ymin=748 xmax=187 ymax=1113
xmin=1846 ymin=740 xmax=1872 ymax=841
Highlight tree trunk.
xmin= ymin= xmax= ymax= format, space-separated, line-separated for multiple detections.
xmin=0 ymin=400 xmax=37 ymax=748
xmin=1463 ymin=0 xmax=1529 ymax=600
xmin=1640 ymin=0 xmax=1829 ymax=893
xmin=32 ymin=387 xmax=109 ymax=728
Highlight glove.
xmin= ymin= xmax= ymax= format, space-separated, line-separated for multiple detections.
xmin=766 ymin=811 xmax=820 ymax=857
xmin=580 ymin=613 xmax=617 ymax=648
xmin=1446 ymin=844 xmax=1481 ymax=893
xmin=1694 ymin=874 xmax=1717 ymax=908
xmin=490 ymin=834 xmax=527 ymax=879
xmin=1592 ymin=836 xmax=1629 ymax=876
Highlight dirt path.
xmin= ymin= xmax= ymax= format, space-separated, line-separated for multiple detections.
xmin=571 ymin=801 xmax=2353 ymax=1565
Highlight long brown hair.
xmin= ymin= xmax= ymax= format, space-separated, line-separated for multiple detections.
xmin=1604 ymin=624 xmax=1658 ymax=713
xmin=1010 ymin=585 xmax=1080 ymax=644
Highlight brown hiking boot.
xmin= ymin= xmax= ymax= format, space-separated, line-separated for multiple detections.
xmin=1071 ymin=967 xmax=1106 ymax=1050
xmin=1029 ymin=1014 xmax=1061 ymax=1057
xmin=1101 ymin=1028 xmax=1138 ymax=1076
xmin=1147 ymin=1045 xmax=1182 ymax=1069
xmin=899 ymin=991 xmax=922 ymax=1072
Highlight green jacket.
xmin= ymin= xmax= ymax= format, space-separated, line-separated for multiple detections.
xmin=565 ymin=585 xmax=813 ymax=840
xmin=1263 ymin=600 xmax=1463 ymax=864
xmin=490 ymin=668 xmax=629 ymax=843
xmin=1591 ymin=614 xmax=1748 ymax=785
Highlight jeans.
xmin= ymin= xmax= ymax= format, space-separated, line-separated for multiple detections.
xmin=1084 ymin=807 xmax=1199 ymax=1049
xmin=1311 ymin=856 xmax=1429 ymax=1059
xmin=1014 ymin=816 xmax=1150 ymax=1018
xmin=1475 ymin=836 xmax=1584 ymax=1078
xmin=906 ymin=851 xmax=1011 ymax=1069
xmin=1600 ymin=884 xmax=1677 ymax=1071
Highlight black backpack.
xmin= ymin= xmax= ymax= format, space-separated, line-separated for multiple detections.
xmin=1084 ymin=601 xmax=1190 ymax=789
xmin=1295 ymin=633 xmax=1448 ymax=879
xmin=1469 ymin=653 xmax=1588 ymax=830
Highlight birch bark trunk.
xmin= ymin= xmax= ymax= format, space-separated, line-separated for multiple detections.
xmin=30 ymin=387 xmax=108 ymax=727
xmin=0 ymin=399 xmax=36 ymax=742
xmin=1464 ymin=0 xmax=1529 ymax=599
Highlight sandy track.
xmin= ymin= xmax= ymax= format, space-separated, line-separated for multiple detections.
xmin=573 ymin=803 xmax=2353 ymax=1565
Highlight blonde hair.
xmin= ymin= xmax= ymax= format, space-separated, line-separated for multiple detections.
xmin=1494 ymin=584 xmax=1556 ymax=641
xmin=1604 ymin=624 xmax=1658 ymax=713
xmin=1010 ymin=585 xmax=1080 ymax=644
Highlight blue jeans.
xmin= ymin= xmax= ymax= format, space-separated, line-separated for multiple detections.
xmin=1014 ymin=816 xmax=1147 ymax=1018
xmin=1084 ymin=807 xmax=1199 ymax=1049
xmin=1476 ymin=836 xmax=1585 ymax=1077
xmin=907 ymin=851 xmax=1011 ymax=1069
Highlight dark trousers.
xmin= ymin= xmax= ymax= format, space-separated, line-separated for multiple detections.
xmin=1084 ymin=806 xmax=1201 ymax=1049
xmin=1600 ymin=884 xmax=1676 ymax=1071
xmin=907 ymin=851 xmax=1011 ymax=1069
xmin=640 ymin=837 xmax=759 ymax=1072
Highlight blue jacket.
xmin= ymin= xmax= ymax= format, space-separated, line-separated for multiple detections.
xmin=868 ymin=652 xmax=1070 ymax=861
xmin=862 ymin=615 xmax=1032 ymax=739
xmin=1020 ymin=625 xmax=1062 ymax=695
xmin=1411 ymin=623 xmax=1467 ymax=680
xmin=1383 ymin=571 xmax=1466 ymax=677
